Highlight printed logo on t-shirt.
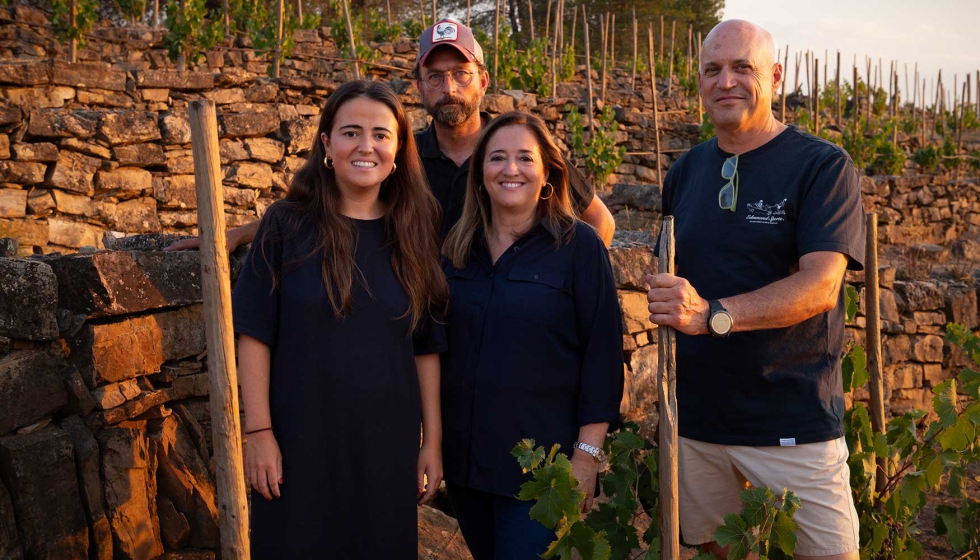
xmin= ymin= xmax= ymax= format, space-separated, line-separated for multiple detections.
xmin=779 ymin=438 xmax=796 ymax=446
xmin=745 ymin=198 xmax=787 ymax=225
xmin=432 ymin=22 xmax=459 ymax=43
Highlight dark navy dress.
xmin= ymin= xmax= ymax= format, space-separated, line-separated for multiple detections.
xmin=232 ymin=203 xmax=447 ymax=558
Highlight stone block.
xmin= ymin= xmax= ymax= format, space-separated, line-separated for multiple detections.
xmin=225 ymin=162 xmax=272 ymax=189
xmin=889 ymin=363 xmax=923 ymax=389
xmin=95 ymin=167 xmax=152 ymax=194
xmin=148 ymin=414 xmax=219 ymax=548
xmin=912 ymin=311 xmax=946 ymax=326
xmin=160 ymin=111 xmax=192 ymax=145
xmin=0 ymin=161 xmax=46 ymax=185
xmin=0 ymin=135 xmax=8 ymax=160
xmin=946 ymin=288 xmax=978 ymax=329
xmin=624 ymin=345 xmax=658 ymax=421
xmin=141 ymin=88 xmax=169 ymax=102
xmin=882 ymin=334 xmax=911 ymax=365
xmin=0 ymin=426 xmax=89 ymax=558
xmin=46 ymin=217 xmax=104 ymax=249
xmin=60 ymin=137 xmax=112 ymax=159
xmin=223 ymin=186 xmax=257 ymax=207
xmin=68 ymin=305 xmax=206 ymax=386
xmin=220 ymin=109 xmax=280 ymax=139
xmin=923 ymin=364 xmax=950 ymax=386
xmin=112 ymin=143 xmax=166 ymax=167
xmin=204 ymin=88 xmax=245 ymax=104
xmin=109 ymin=197 xmax=161 ymax=233
xmin=51 ymin=189 xmax=94 ymax=216
xmin=219 ymin=139 xmax=249 ymax=163
xmin=75 ymin=88 xmax=134 ymax=108
xmin=91 ymin=380 xmax=142 ymax=410
xmin=280 ymin=119 xmax=316 ymax=154
xmin=26 ymin=189 xmax=55 ymax=216
xmin=62 ymin=366 xmax=98 ymax=417
xmin=59 ymin=415 xmax=113 ymax=560
xmin=98 ymin=111 xmax=161 ymax=146
xmin=244 ymin=137 xmax=285 ymax=163
xmin=608 ymin=240 xmax=656 ymax=290
xmin=618 ymin=290 xmax=649 ymax=334
xmin=97 ymin=421 xmax=164 ymax=559
xmin=482 ymin=93 xmax=516 ymax=113
xmin=0 ymin=61 xmax=49 ymax=85
xmin=0 ymin=477 xmax=20 ymax=560
xmin=10 ymin=142 xmax=58 ymax=162
xmin=895 ymin=281 xmax=944 ymax=312
xmin=0 ymin=258 xmax=59 ymax=340
xmin=157 ymin=494 xmax=190 ymax=549
xmin=135 ymin=70 xmax=213 ymax=90
xmin=49 ymin=250 xmax=202 ymax=318
xmin=913 ymin=335 xmax=944 ymax=363
xmin=0 ymin=107 xmax=21 ymax=126
xmin=418 ymin=505 xmax=471 ymax=559
xmin=165 ymin=149 xmax=195 ymax=174
xmin=155 ymin=175 xmax=198 ymax=209
xmin=52 ymin=61 xmax=127 ymax=92
xmin=0 ymin=190 xmax=26 ymax=219
xmin=45 ymin=150 xmax=100 ymax=195
xmin=603 ymin=183 xmax=662 ymax=211
xmin=27 ymin=110 xmax=97 ymax=138
xmin=0 ymin=218 xmax=48 ymax=247
xmin=171 ymin=373 xmax=209 ymax=399
xmin=2 ymin=86 xmax=75 ymax=109
xmin=0 ymin=349 xmax=68 ymax=433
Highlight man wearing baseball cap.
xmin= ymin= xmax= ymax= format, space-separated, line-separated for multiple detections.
xmin=166 ymin=19 xmax=614 ymax=251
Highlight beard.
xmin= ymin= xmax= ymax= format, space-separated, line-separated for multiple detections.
xmin=426 ymin=94 xmax=481 ymax=127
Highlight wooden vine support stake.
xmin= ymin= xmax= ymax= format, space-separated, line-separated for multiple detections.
xmin=666 ymin=20 xmax=675 ymax=96
xmin=550 ymin=0 xmax=561 ymax=99
xmin=659 ymin=16 xmax=664 ymax=62
xmin=630 ymin=8 xmax=637 ymax=91
xmin=804 ymin=52 xmax=811 ymax=118
xmin=956 ymin=81 xmax=968 ymax=180
xmin=188 ymin=99 xmax=251 ymax=560
xmin=814 ymin=58 xmax=820 ymax=135
xmin=418 ymin=0 xmax=427 ymax=30
xmin=686 ymin=24 xmax=692 ymax=84
xmin=341 ymin=0 xmax=359 ymax=79
xmin=527 ymin=0 xmax=534 ymax=41
xmin=272 ymin=0 xmax=284 ymax=79
xmin=386 ymin=0 xmax=391 ymax=26
xmin=793 ymin=51 xmax=801 ymax=93
xmin=569 ymin=6 xmax=576 ymax=61
xmin=610 ymin=14 xmax=616 ymax=70
xmin=431 ymin=0 xmax=436 ymax=26
xmin=853 ymin=65 xmax=859 ymax=137
xmin=545 ymin=0 xmax=551 ymax=47
xmin=697 ymin=32 xmax=703 ymax=124
xmin=493 ymin=0 xmax=500 ymax=94
xmin=155 ymin=0 xmax=161 ymax=28
xmin=780 ymin=47 xmax=788 ymax=122
xmin=865 ymin=212 xmax=887 ymax=497
xmin=465 ymin=0 xmax=470 ymax=27
xmin=69 ymin=0 xmax=77 ymax=62
xmin=835 ymin=51 xmax=841 ymax=125
xmin=295 ymin=0 xmax=302 ymax=22
xmin=600 ymin=13 xmax=608 ymax=105
xmin=648 ymin=24 xmax=663 ymax=187
xmin=583 ymin=6 xmax=594 ymax=137
xmin=658 ymin=216 xmax=679 ymax=560
xmin=865 ymin=58 xmax=872 ymax=123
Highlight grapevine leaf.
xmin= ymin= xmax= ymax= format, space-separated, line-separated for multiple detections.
xmin=583 ymin=503 xmax=637 ymax=559
xmin=601 ymin=467 xmax=639 ymax=512
xmin=925 ymin=456 xmax=944 ymax=490
xmin=780 ymin=490 xmax=802 ymax=518
xmin=511 ymin=439 xmax=545 ymax=473
xmin=517 ymin=456 xmax=584 ymax=529
xmin=644 ymin=536 xmax=660 ymax=559
xmin=714 ymin=514 xmax=751 ymax=560
xmin=870 ymin=522 xmax=886 ymax=552
xmin=569 ymin=523 xmax=612 ymax=560
xmin=934 ymin=504 xmax=967 ymax=551
xmin=939 ymin=415 xmax=976 ymax=452
xmin=771 ymin=511 xmax=799 ymax=555
xmin=947 ymin=323 xmax=980 ymax=365
xmin=932 ymin=380 xmax=959 ymax=427
xmin=965 ymin=403 xmax=980 ymax=425
xmin=948 ymin=464 xmax=965 ymax=497
xmin=690 ymin=555 xmax=716 ymax=560
xmin=845 ymin=285 xmax=859 ymax=323
xmin=872 ymin=432 xmax=889 ymax=458
xmin=897 ymin=471 xmax=927 ymax=510
xmin=842 ymin=345 xmax=868 ymax=392
xmin=740 ymin=487 xmax=774 ymax=526
xmin=542 ymin=519 xmax=575 ymax=559
xmin=959 ymin=368 xmax=980 ymax=400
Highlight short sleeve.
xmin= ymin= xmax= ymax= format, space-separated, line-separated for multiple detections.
xmin=413 ymin=308 xmax=448 ymax=355
xmin=232 ymin=207 xmax=283 ymax=346
xmin=566 ymin=158 xmax=596 ymax=215
xmin=797 ymin=153 xmax=867 ymax=270
xmin=572 ymin=224 xmax=625 ymax=428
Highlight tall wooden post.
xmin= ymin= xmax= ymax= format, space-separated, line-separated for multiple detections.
xmin=814 ymin=58 xmax=820 ymax=134
xmin=610 ymin=14 xmax=616 ymax=70
xmin=341 ymin=0 xmax=360 ymax=79
xmin=69 ymin=0 xmax=77 ymax=63
xmin=649 ymin=25 xmax=663 ymax=187
xmin=658 ymin=216 xmax=679 ymax=559
xmin=431 ymin=0 xmax=436 ymax=25
xmin=835 ymin=51 xmax=841 ymax=125
xmin=188 ymin=99 xmax=251 ymax=560
xmin=853 ymin=65 xmax=860 ymax=137
xmin=630 ymin=8 xmax=637 ymax=91
xmin=780 ymin=46 xmax=788 ymax=122
xmin=493 ymin=0 xmax=501 ymax=94
xmin=865 ymin=213 xmax=887 ymax=497
xmin=583 ymin=6 xmax=594 ymax=137
xmin=600 ymin=13 xmax=608 ymax=105
xmin=386 ymin=0 xmax=391 ymax=25
xmin=659 ymin=16 xmax=664 ymax=62
xmin=527 ymin=0 xmax=535 ymax=41
xmin=666 ymin=20 xmax=675 ymax=96
xmin=272 ymin=0 xmax=284 ymax=78
xmin=295 ymin=0 xmax=302 ymax=22
xmin=550 ymin=0 xmax=561 ymax=99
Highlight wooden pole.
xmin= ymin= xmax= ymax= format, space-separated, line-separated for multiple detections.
xmin=649 ymin=24 xmax=663 ymax=187
xmin=864 ymin=212 xmax=887 ymax=497
xmin=583 ymin=6 xmax=594 ymax=137
xmin=386 ymin=0 xmax=391 ymax=25
xmin=835 ymin=51 xmax=841 ymax=124
xmin=804 ymin=52 xmax=811 ymax=123
xmin=550 ymin=0 xmax=560 ymax=98
xmin=69 ymin=0 xmax=77 ymax=63
xmin=154 ymin=0 xmax=160 ymax=28
xmin=600 ymin=13 xmax=608 ymax=105
xmin=853 ymin=65 xmax=859 ymax=136
xmin=697 ymin=31 xmax=703 ymax=124
xmin=659 ymin=16 xmax=664 ymax=62
xmin=814 ymin=58 xmax=820 ymax=135
xmin=569 ymin=6 xmax=576 ymax=61
xmin=610 ymin=14 xmax=616 ymax=70
xmin=794 ymin=51 xmax=801 ymax=93
xmin=686 ymin=23 xmax=692 ymax=83
xmin=341 ymin=0 xmax=360 ymax=79
xmin=544 ymin=0 xmax=552 ymax=47
xmin=175 ymin=0 xmax=186 ymax=71
xmin=431 ymin=0 xmax=436 ymax=26
xmin=493 ymin=0 xmax=500 ymax=94
xmin=466 ymin=0 xmax=470 ymax=27
xmin=780 ymin=46 xmax=788 ymax=122
xmin=527 ymin=0 xmax=535 ymax=41
xmin=188 ymin=99 xmax=251 ymax=560
xmin=866 ymin=58 xmax=872 ymax=122
xmin=904 ymin=63 xmax=909 ymax=107
xmin=272 ymin=0 xmax=284 ymax=78
xmin=666 ymin=20 xmax=675 ymax=96
xmin=630 ymin=8 xmax=637 ymax=91
xmin=956 ymin=81 xmax=967 ymax=179
xmin=657 ymin=216 xmax=679 ymax=559
xmin=295 ymin=0 xmax=302 ymax=22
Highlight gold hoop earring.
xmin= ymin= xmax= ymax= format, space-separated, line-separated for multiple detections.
xmin=389 ymin=162 xmax=397 ymax=176
xmin=323 ymin=156 xmax=333 ymax=169
xmin=540 ymin=183 xmax=554 ymax=200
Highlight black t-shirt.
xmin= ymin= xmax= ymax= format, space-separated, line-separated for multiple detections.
xmin=416 ymin=112 xmax=596 ymax=238
xmin=656 ymin=125 xmax=866 ymax=446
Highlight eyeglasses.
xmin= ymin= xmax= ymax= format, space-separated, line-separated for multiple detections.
xmin=421 ymin=69 xmax=475 ymax=91
xmin=719 ymin=154 xmax=739 ymax=212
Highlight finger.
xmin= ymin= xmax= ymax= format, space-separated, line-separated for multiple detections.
xmin=267 ymin=467 xmax=281 ymax=499
xmin=648 ymin=313 xmax=679 ymax=328
xmin=417 ymin=465 xmax=426 ymax=498
xmin=583 ymin=495 xmax=594 ymax=513
xmin=277 ymin=453 xmax=283 ymax=486
xmin=654 ymin=273 xmax=681 ymax=288
xmin=254 ymin=470 xmax=272 ymax=501
xmin=421 ymin=472 xmax=442 ymax=504
xmin=644 ymin=273 xmax=656 ymax=291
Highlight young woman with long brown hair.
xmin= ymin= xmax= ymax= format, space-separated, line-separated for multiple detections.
xmin=232 ymin=80 xmax=448 ymax=558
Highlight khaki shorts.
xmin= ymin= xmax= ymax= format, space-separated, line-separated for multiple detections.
xmin=678 ymin=436 xmax=860 ymax=556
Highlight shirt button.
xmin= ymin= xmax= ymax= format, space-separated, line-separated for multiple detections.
xmin=534 ymin=274 xmax=539 ymax=279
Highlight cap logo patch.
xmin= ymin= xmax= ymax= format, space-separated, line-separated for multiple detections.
xmin=433 ymin=22 xmax=458 ymax=43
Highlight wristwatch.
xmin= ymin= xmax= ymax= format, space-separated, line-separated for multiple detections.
xmin=707 ymin=299 xmax=733 ymax=338
xmin=573 ymin=441 xmax=607 ymax=464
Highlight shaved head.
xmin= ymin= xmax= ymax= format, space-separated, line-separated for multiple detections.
xmin=700 ymin=20 xmax=776 ymax=71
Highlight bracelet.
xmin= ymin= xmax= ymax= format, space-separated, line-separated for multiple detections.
xmin=245 ymin=427 xmax=273 ymax=435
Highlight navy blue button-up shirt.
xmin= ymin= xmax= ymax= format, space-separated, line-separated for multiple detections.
xmin=441 ymin=221 xmax=624 ymax=497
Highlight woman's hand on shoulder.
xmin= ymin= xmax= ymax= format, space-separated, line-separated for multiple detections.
xmin=570 ymin=450 xmax=601 ymax=513
xmin=416 ymin=441 xmax=443 ymax=505
xmin=245 ymin=430 xmax=283 ymax=501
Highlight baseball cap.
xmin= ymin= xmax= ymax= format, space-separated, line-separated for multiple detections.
xmin=416 ymin=19 xmax=485 ymax=67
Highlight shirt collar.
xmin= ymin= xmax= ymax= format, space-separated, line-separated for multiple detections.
xmin=417 ymin=111 xmax=493 ymax=160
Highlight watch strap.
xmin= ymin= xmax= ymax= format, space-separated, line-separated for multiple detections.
xmin=573 ymin=441 xmax=604 ymax=463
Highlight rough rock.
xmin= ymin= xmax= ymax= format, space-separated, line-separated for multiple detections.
xmin=0 ymin=477 xmax=20 ymax=560
xmin=0 ymin=349 xmax=69 ymax=434
xmin=946 ymin=288 xmax=979 ymax=329
xmin=157 ymin=494 xmax=190 ymax=550
xmin=243 ymin=137 xmax=285 ymax=163
xmin=95 ymin=167 xmax=153 ymax=195
xmin=148 ymin=414 xmax=219 ymax=548
xmin=97 ymin=421 xmax=164 ymax=559
xmin=618 ymin=290 xmax=651 ymax=334
xmin=154 ymin=175 xmax=198 ymax=209
xmin=112 ymin=143 xmax=167 ymax=167
xmin=135 ymin=70 xmax=214 ymax=90
xmin=0 ymin=191 xmax=27 ymax=219
xmin=625 ymin=346 xmax=658 ymax=431
xmin=27 ymin=110 xmax=97 ymax=138
xmin=98 ymin=111 xmax=162 ymax=146
xmin=279 ymin=119 xmax=316 ymax=154
xmin=608 ymin=241 xmax=656 ymax=290
xmin=912 ymin=335 xmax=944 ymax=363
xmin=160 ymin=111 xmax=192 ymax=145
xmin=91 ymin=379 xmax=142 ymax=410
xmin=0 ymin=426 xmax=89 ymax=559
xmin=60 ymin=415 xmax=113 ymax=560
xmin=45 ymin=149 xmax=100 ymax=195
xmin=11 ymin=142 xmax=58 ymax=162
xmin=49 ymin=250 xmax=202 ymax=318
xmin=219 ymin=107 xmax=279 ymax=138
xmin=109 ymin=197 xmax=161 ymax=233
xmin=0 ymin=161 xmax=45 ymax=185
xmin=0 ymin=107 xmax=20 ymax=126
xmin=0 ymin=219 xmax=47 ymax=247
xmin=0 ymin=258 xmax=59 ymax=340
xmin=225 ymin=162 xmax=272 ymax=189
xmin=0 ymin=61 xmax=49 ymax=86
xmin=417 ymin=505 xmax=471 ymax=560
xmin=59 ymin=136 xmax=112 ymax=159
xmin=46 ymin=217 xmax=104 ymax=248
xmin=51 ymin=189 xmax=94 ymax=215
xmin=602 ymin=183 xmax=662 ymax=211
xmin=894 ymin=281 xmax=945 ymax=312
xmin=68 ymin=305 xmax=207 ymax=386
xmin=51 ymin=61 xmax=127 ymax=92
xmin=62 ymin=365 xmax=98 ymax=417
xmin=0 ymin=135 xmax=7 ymax=160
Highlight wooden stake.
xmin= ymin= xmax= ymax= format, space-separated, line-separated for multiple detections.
xmin=569 ymin=6 xmax=576 ymax=61
xmin=659 ymin=16 xmax=664 ymax=62
xmin=466 ymin=0 xmax=470 ymax=27
xmin=814 ymin=58 xmax=820 ymax=135
xmin=188 ymin=98 xmax=251 ymax=560
xmin=864 ymin=212 xmax=887 ymax=498
xmin=793 ymin=51 xmax=801 ymax=93
xmin=804 ymin=52 xmax=811 ymax=119
xmin=866 ymin=58 xmax=872 ymax=122
xmin=431 ymin=0 xmax=436 ymax=26
xmin=904 ymin=62 xmax=909 ymax=106
xmin=341 ymin=0 xmax=360 ymax=79
xmin=600 ymin=13 xmax=608 ymax=104
xmin=630 ymin=8 xmax=637 ymax=91
xmin=386 ymin=0 xmax=391 ymax=25
xmin=528 ymin=0 xmax=535 ymax=41
xmin=493 ymin=0 xmax=500 ymax=94
xmin=69 ymin=0 xmax=77 ymax=63
xmin=853 ymin=65 xmax=859 ymax=136
xmin=610 ymin=14 xmax=616 ymax=70
xmin=686 ymin=24 xmax=692 ymax=83
xmin=418 ymin=0 xmax=427 ymax=29
xmin=780 ymin=46 xmax=788 ymax=122
xmin=545 ymin=0 xmax=552 ymax=47
xmin=272 ymin=0 xmax=284 ymax=78
xmin=835 ymin=51 xmax=841 ymax=124
xmin=666 ymin=20 xmax=675 ymax=96
xmin=956 ymin=80 xmax=967 ymax=179
xmin=583 ymin=6 xmax=594 ymax=137
xmin=550 ymin=0 xmax=560 ymax=98
xmin=296 ymin=0 xmax=302 ymax=22
xmin=649 ymin=24 xmax=663 ymax=187
xmin=154 ymin=0 xmax=160 ymax=28
xmin=697 ymin=31 xmax=703 ymax=124
xmin=657 ymin=216 xmax=679 ymax=560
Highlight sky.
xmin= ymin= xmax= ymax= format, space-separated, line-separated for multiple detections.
xmin=723 ymin=0 xmax=980 ymax=105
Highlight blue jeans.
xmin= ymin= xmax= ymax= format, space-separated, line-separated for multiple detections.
xmin=447 ymin=484 xmax=555 ymax=560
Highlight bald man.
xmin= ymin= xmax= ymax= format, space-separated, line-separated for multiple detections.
xmin=646 ymin=20 xmax=865 ymax=559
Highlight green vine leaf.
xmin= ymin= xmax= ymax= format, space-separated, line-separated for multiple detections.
xmin=842 ymin=345 xmax=868 ymax=392
xmin=714 ymin=513 xmax=751 ymax=560
xmin=517 ymin=450 xmax=584 ymax=530
xmin=511 ymin=438 xmax=545 ymax=473
xmin=844 ymin=285 xmax=859 ymax=323
xmin=932 ymin=379 xmax=959 ymax=427
xmin=770 ymin=511 xmax=799 ymax=556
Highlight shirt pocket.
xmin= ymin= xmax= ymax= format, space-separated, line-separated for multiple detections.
xmin=503 ymin=267 xmax=574 ymax=328
xmin=445 ymin=266 xmax=482 ymax=323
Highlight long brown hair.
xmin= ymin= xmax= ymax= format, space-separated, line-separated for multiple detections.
xmin=258 ymin=80 xmax=447 ymax=331
xmin=443 ymin=111 xmax=576 ymax=268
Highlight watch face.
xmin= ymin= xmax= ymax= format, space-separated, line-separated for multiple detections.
xmin=710 ymin=312 xmax=733 ymax=335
